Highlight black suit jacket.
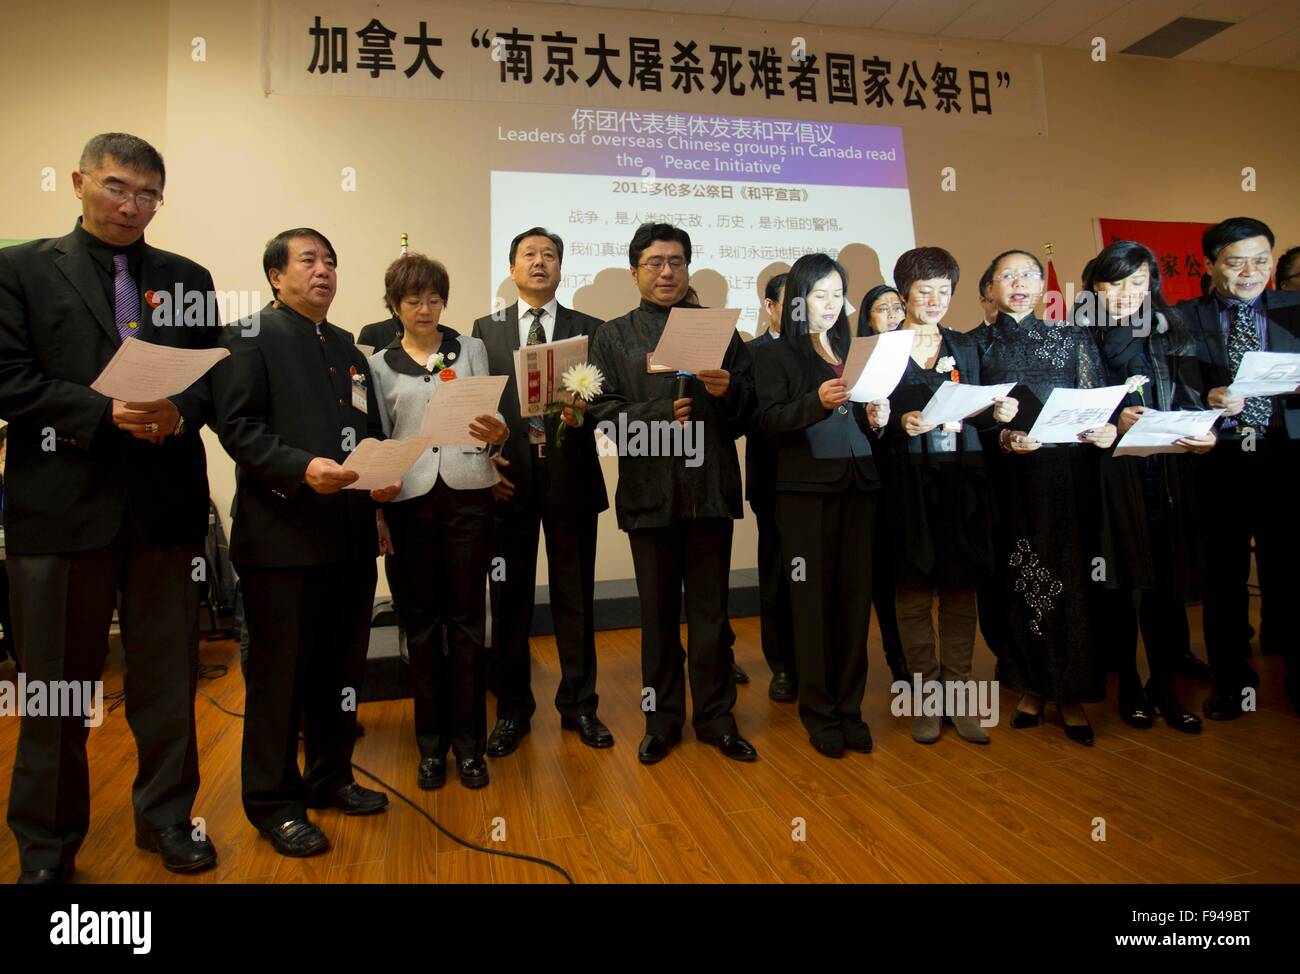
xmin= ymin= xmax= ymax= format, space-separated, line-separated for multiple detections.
xmin=752 ymin=336 xmax=879 ymax=492
xmin=357 ymin=315 xmax=400 ymax=351
xmin=0 ymin=226 xmax=217 ymax=554
xmin=1176 ymin=289 xmax=1300 ymax=439
xmin=212 ymin=303 xmax=383 ymax=568
xmin=744 ymin=331 xmax=781 ymax=506
xmin=471 ymin=303 xmax=608 ymax=514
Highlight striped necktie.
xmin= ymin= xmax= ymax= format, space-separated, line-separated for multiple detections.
xmin=526 ymin=307 xmax=547 ymax=444
xmin=112 ymin=253 xmax=139 ymax=343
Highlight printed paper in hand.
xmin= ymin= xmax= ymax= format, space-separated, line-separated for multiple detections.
xmin=649 ymin=308 xmax=740 ymax=373
xmin=1228 ymin=351 xmax=1300 ymax=398
xmin=514 ymin=334 xmax=588 ymax=417
xmin=90 ymin=337 xmax=229 ymax=401
xmin=1114 ymin=409 xmax=1223 ymax=457
xmin=843 ymin=331 xmax=912 ymax=403
xmin=342 ymin=436 xmax=433 ymax=490
xmin=920 ymin=381 xmax=1016 ymax=426
xmin=1025 ymin=385 xmax=1127 ymax=444
xmin=418 ymin=374 xmax=508 ymax=446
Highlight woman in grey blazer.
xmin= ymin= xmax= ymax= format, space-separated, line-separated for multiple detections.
xmin=369 ymin=254 xmax=508 ymax=791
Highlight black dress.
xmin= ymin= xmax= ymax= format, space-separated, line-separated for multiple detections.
xmin=978 ymin=313 xmax=1109 ymax=704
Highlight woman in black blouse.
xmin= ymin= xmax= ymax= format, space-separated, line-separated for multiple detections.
xmin=858 ymin=284 xmax=909 ymax=684
xmin=1081 ymin=240 xmax=1214 ymax=733
xmin=753 ymin=254 xmax=888 ymax=758
xmin=883 ymin=249 xmax=1017 ymax=744
xmin=977 ymin=249 xmax=1115 ymax=745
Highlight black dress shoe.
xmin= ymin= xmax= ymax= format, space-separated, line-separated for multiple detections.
xmin=458 ymin=757 xmax=489 ymax=789
xmin=418 ymin=756 xmax=447 ymax=790
xmin=17 ymin=859 xmax=75 ymax=884
xmin=1010 ymin=707 xmax=1041 ymax=729
xmin=637 ymin=733 xmax=677 ymax=764
xmin=699 ymin=732 xmax=758 ymax=762
xmin=768 ymin=671 xmax=798 ymax=702
xmin=135 ymin=823 xmax=217 ymax=873
xmin=1203 ymin=687 xmax=1247 ymax=721
xmin=732 ymin=664 xmax=750 ymax=685
xmin=1173 ymin=650 xmax=1212 ymax=680
xmin=1147 ymin=682 xmax=1202 ymax=735
xmin=811 ymin=737 xmax=845 ymax=758
xmin=261 ymin=819 xmax=329 ymax=857
xmin=561 ymin=714 xmax=615 ymax=748
xmin=308 ymin=781 xmax=389 ymax=815
xmin=1118 ymin=686 xmax=1154 ymax=730
xmin=842 ymin=721 xmax=874 ymax=753
xmin=1059 ymin=707 xmax=1094 ymax=747
xmin=487 ymin=718 xmax=529 ymax=757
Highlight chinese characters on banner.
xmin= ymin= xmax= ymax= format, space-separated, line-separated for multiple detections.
xmin=263 ymin=0 xmax=1047 ymax=135
xmin=1095 ymin=218 xmax=1214 ymax=305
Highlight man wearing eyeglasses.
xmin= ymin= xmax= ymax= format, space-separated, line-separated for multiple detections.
xmin=587 ymin=222 xmax=758 ymax=765
xmin=1176 ymin=216 xmax=1300 ymax=718
xmin=0 ymin=132 xmax=221 ymax=882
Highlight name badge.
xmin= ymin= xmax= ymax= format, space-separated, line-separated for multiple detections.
xmin=350 ymin=369 xmax=368 ymax=414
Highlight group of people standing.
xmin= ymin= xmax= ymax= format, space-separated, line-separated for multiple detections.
xmin=0 ymin=131 xmax=1296 ymax=884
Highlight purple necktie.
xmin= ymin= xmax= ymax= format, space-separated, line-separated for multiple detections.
xmin=112 ymin=253 xmax=139 ymax=343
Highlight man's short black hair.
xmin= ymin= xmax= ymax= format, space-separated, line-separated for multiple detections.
xmin=629 ymin=222 xmax=692 ymax=268
xmin=978 ymin=265 xmax=994 ymax=297
xmin=263 ymin=228 xmax=337 ymax=298
xmin=1277 ymin=246 xmax=1300 ymax=287
xmin=79 ymin=132 xmax=166 ymax=187
xmin=764 ymin=273 xmax=787 ymax=304
xmin=509 ymin=227 xmax=564 ymax=266
xmin=1203 ymin=217 xmax=1274 ymax=262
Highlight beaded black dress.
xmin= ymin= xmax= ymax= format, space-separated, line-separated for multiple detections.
xmin=977 ymin=313 xmax=1109 ymax=704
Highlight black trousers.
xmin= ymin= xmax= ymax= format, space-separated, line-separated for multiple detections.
xmin=1198 ymin=436 xmax=1299 ymax=691
xmin=627 ymin=518 xmax=738 ymax=739
xmin=7 ymin=516 xmax=201 ymax=870
xmin=387 ymin=482 xmax=493 ymax=761
xmin=237 ymin=558 xmax=375 ymax=830
xmin=489 ymin=458 xmax=600 ymax=721
xmin=750 ymin=495 xmax=796 ymax=679
xmin=775 ymin=489 xmax=876 ymax=745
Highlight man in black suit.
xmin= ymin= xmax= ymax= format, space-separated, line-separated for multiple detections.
xmin=357 ymin=313 xmax=400 ymax=352
xmin=0 ymin=133 xmax=219 ymax=882
xmin=745 ymin=274 xmax=797 ymax=702
xmin=472 ymin=228 xmax=612 ymax=755
xmin=212 ymin=228 xmax=398 ymax=857
xmin=1178 ymin=216 xmax=1300 ymax=718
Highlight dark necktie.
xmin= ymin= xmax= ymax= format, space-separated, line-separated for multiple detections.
xmin=526 ymin=307 xmax=547 ymax=444
xmin=112 ymin=253 xmax=139 ymax=343
xmin=1228 ymin=302 xmax=1271 ymax=428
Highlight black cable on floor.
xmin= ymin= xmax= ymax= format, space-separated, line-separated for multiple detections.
xmin=196 ymin=670 xmax=572 ymax=883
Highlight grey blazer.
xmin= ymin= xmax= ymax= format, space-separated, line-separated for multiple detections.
xmin=368 ymin=326 xmax=502 ymax=501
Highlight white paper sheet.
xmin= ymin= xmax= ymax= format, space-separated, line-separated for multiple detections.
xmin=1025 ymin=385 xmax=1128 ymax=444
xmin=649 ymin=308 xmax=740 ymax=373
xmin=89 ymin=337 xmax=229 ymax=401
xmin=514 ymin=334 xmax=589 ymax=417
xmin=342 ymin=435 xmax=434 ymax=490
xmin=1228 ymin=351 xmax=1300 ymax=398
xmin=843 ymin=330 xmax=912 ymax=403
xmin=920 ymin=381 xmax=1016 ymax=427
xmin=418 ymin=374 xmax=508 ymax=446
xmin=1113 ymin=408 xmax=1224 ymax=457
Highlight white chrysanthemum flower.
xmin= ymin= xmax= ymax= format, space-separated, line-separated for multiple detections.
xmin=1125 ymin=374 xmax=1150 ymax=394
xmin=561 ymin=362 xmax=606 ymax=401
xmin=935 ymin=356 xmax=957 ymax=373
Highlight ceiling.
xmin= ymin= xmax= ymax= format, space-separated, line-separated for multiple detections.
xmin=506 ymin=0 xmax=1300 ymax=71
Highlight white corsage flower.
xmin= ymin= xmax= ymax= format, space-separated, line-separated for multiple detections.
xmin=935 ymin=356 xmax=957 ymax=374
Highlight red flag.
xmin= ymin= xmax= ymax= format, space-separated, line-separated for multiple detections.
xmin=1046 ymin=256 xmax=1061 ymax=298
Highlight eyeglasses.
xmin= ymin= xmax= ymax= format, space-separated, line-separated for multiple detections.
xmin=638 ymin=257 xmax=688 ymax=272
xmin=79 ymin=171 xmax=164 ymax=212
xmin=995 ymin=270 xmax=1043 ymax=284
xmin=400 ymin=295 xmax=443 ymax=309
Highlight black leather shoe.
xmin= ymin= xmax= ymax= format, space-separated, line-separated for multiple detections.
xmin=309 ymin=781 xmax=389 ymax=815
xmin=768 ymin=671 xmax=798 ymax=702
xmin=1118 ymin=686 xmax=1154 ymax=730
xmin=699 ymin=733 xmax=758 ymax=762
xmin=1147 ymin=682 xmax=1202 ymax=734
xmin=1203 ymin=687 xmax=1247 ymax=721
xmin=561 ymin=714 xmax=615 ymax=748
xmin=1059 ymin=707 xmax=1094 ymax=747
xmin=811 ymin=737 xmax=845 ymax=758
xmin=487 ymin=718 xmax=530 ymax=757
xmin=418 ymin=757 xmax=447 ymax=790
xmin=637 ymin=733 xmax=677 ymax=764
xmin=842 ymin=721 xmax=873 ymax=753
xmin=458 ymin=757 xmax=489 ymax=789
xmin=1173 ymin=650 xmax=1212 ymax=680
xmin=135 ymin=823 xmax=217 ymax=873
xmin=732 ymin=663 xmax=750 ymax=685
xmin=261 ymin=819 xmax=329 ymax=857
xmin=1010 ymin=707 xmax=1041 ymax=729
xmin=16 ymin=859 xmax=75 ymax=884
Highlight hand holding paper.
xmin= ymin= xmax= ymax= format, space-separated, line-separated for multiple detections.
xmin=342 ymin=436 xmax=432 ymax=490
xmin=419 ymin=374 xmax=508 ymax=446
xmin=1228 ymin=351 xmax=1300 ymax=398
xmin=842 ymin=330 xmax=912 ymax=403
xmin=90 ymin=337 xmax=230 ymax=402
xmin=920 ymin=381 xmax=1016 ymax=427
xmin=649 ymin=308 xmax=740 ymax=373
xmin=1025 ymin=386 xmax=1128 ymax=444
xmin=1114 ymin=409 xmax=1224 ymax=457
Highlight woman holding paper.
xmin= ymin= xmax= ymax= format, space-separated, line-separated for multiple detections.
xmin=1082 ymin=240 xmax=1213 ymax=734
xmin=368 ymin=254 xmax=509 ymax=790
xmin=883 ymin=249 xmax=1018 ymax=745
xmin=753 ymin=254 xmax=888 ymax=758
xmin=977 ymin=249 xmax=1115 ymax=746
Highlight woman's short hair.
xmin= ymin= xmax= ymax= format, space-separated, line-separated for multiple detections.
xmin=384 ymin=253 xmax=450 ymax=313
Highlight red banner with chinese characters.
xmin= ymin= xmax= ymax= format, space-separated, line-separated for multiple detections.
xmin=1095 ymin=218 xmax=1213 ymax=305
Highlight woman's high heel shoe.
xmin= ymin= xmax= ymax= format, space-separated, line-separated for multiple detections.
xmin=1146 ymin=681 xmax=1203 ymax=735
xmin=1058 ymin=705 xmax=1094 ymax=747
xmin=1010 ymin=696 xmax=1042 ymax=729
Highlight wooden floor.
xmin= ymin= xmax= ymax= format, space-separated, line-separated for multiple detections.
xmin=1 ymin=611 xmax=1298 ymax=884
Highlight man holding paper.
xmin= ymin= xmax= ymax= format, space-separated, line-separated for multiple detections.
xmin=0 ymin=133 xmax=221 ymax=882
xmin=1176 ymin=217 xmax=1300 ymax=716
xmin=471 ymin=228 xmax=612 ymax=756
xmin=589 ymin=223 xmax=757 ymax=765
xmin=212 ymin=229 xmax=399 ymax=856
